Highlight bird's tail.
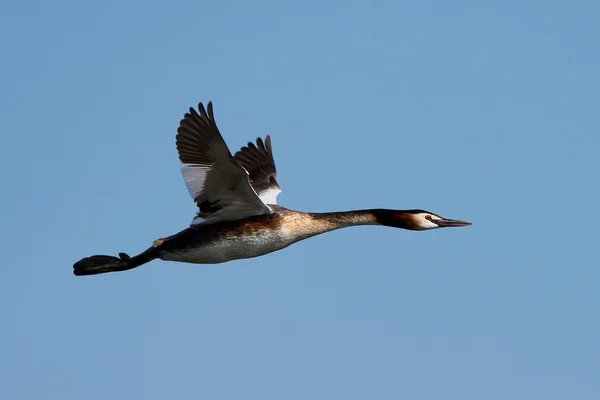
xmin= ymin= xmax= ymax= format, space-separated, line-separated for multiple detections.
xmin=74 ymin=249 xmax=157 ymax=276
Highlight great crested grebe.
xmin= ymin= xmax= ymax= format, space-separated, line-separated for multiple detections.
xmin=74 ymin=102 xmax=471 ymax=276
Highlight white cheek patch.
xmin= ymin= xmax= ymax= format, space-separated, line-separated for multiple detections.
xmin=425 ymin=219 xmax=440 ymax=229
xmin=420 ymin=214 xmax=441 ymax=229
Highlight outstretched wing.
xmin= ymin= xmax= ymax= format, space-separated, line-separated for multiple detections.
xmin=176 ymin=102 xmax=272 ymax=225
xmin=234 ymin=135 xmax=281 ymax=205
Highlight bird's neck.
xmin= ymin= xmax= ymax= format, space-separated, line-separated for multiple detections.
xmin=310 ymin=209 xmax=418 ymax=230
xmin=279 ymin=208 xmax=418 ymax=243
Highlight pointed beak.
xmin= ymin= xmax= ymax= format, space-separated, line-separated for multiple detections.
xmin=434 ymin=218 xmax=472 ymax=228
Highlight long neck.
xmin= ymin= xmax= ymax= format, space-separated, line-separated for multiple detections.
xmin=283 ymin=209 xmax=417 ymax=242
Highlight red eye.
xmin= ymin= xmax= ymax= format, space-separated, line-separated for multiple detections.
xmin=425 ymin=215 xmax=432 ymax=221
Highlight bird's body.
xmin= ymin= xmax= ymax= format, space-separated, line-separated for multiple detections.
xmin=158 ymin=206 xmax=305 ymax=264
xmin=74 ymin=102 xmax=471 ymax=276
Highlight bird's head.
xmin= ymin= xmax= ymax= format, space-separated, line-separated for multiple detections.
xmin=405 ymin=210 xmax=472 ymax=230
xmin=375 ymin=209 xmax=472 ymax=231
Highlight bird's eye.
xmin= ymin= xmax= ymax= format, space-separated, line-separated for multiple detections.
xmin=425 ymin=215 xmax=432 ymax=221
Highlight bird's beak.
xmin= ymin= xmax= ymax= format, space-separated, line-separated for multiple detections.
xmin=434 ymin=218 xmax=472 ymax=228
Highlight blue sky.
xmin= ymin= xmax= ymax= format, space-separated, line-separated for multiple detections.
xmin=1 ymin=1 xmax=599 ymax=399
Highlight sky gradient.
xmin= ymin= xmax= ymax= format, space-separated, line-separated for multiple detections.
xmin=1 ymin=1 xmax=599 ymax=399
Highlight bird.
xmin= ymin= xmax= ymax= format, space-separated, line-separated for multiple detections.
xmin=73 ymin=102 xmax=471 ymax=276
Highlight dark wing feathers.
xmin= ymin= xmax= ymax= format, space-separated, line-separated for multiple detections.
xmin=234 ymin=135 xmax=281 ymax=195
xmin=176 ymin=103 xmax=231 ymax=165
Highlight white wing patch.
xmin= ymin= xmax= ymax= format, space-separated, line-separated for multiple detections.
xmin=258 ymin=187 xmax=281 ymax=205
xmin=181 ymin=165 xmax=209 ymax=200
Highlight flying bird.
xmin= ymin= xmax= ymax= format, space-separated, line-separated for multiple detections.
xmin=74 ymin=102 xmax=471 ymax=275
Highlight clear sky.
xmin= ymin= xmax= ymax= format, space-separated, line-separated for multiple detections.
xmin=1 ymin=1 xmax=599 ymax=399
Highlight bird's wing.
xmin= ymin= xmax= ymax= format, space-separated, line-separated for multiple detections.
xmin=233 ymin=135 xmax=282 ymax=205
xmin=176 ymin=102 xmax=273 ymax=225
